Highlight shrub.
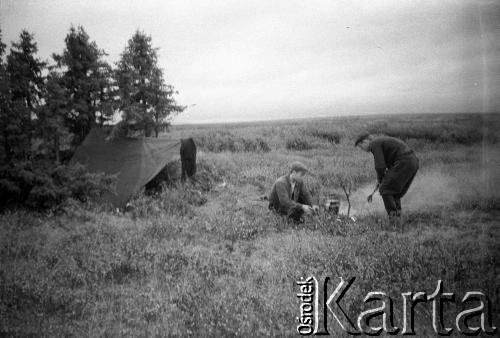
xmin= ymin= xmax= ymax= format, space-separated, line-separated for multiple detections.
xmin=257 ymin=138 xmax=271 ymax=152
xmin=309 ymin=129 xmax=342 ymax=144
xmin=285 ymin=137 xmax=313 ymax=150
xmin=196 ymin=159 xmax=226 ymax=186
xmin=195 ymin=132 xmax=271 ymax=153
xmin=241 ymin=137 xmax=271 ymax=152
xmin=441 ymin=129 xmax=483 ymax=144
xmin=131 ymin=182 xmax=208 ymax=218
xmin=366 ymin=121 xmax=492 ymax=145
xmin=0 ymin=161 xmax=115 ymax=210
xmin=326 ymin=159 xmax=373 ymax=217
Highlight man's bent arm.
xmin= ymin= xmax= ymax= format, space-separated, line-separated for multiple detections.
xmin=370 ymin=142 xmax=387 ymax=182
xmin=299 ymin=182 xmax=313 ymax=206
xmin=276 ymin=181 xmax=300 ymax=210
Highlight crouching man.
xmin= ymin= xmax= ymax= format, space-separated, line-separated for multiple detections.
xmin=355 ymin=133 xmax=419 ymax=219
xmin=268 ymin=162 xmax=319 ymax=222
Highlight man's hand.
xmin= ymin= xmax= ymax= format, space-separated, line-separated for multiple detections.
xmin=302 ymin=204 xmax=313 ymax=215
xmin=367 ymin=182 xmax=379 ymax=203
xmin=312 ymin=205 xmax=320 ymax=214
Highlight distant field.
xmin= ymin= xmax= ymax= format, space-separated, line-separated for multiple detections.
xmin=1 ymin=112 xmax=499 ymax=335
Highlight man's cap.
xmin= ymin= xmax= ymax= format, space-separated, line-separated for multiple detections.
xmin=354 ymin=133 xmax=371 ymax=147
xmin=290 ymin=161 xmax=309 ymax=174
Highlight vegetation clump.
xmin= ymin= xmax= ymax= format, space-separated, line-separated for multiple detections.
xmin=308 ymin=129 xmax=342 ymax=144
xmin=0 ymin=162 xmax=115 ymax=210
xmin=285 ymin=136 xmax=313 ymax=150
xmin=367 ymin=119 xmax=497 ymax=145
xmin=196 ymin=131 xmax=271 ymax=152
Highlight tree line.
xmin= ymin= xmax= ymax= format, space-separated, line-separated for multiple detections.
xmin=0 ymin=26 xmax=184 ymax=209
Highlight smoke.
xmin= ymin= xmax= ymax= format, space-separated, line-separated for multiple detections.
xmin=340 ymin=162 xmax=499 ymax=216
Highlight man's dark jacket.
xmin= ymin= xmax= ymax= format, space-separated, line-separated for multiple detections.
xmin=268 ymin=174 xmax=313 ymax=214
xmin=369 ymin=136 xmax=418 ymax=196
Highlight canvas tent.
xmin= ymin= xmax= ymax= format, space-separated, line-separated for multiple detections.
xmin=70 ymin=128 xmax=182 ymax=208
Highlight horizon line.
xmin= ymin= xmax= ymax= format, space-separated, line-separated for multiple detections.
xmin=170 ymin=111 xmax=498 ymax=126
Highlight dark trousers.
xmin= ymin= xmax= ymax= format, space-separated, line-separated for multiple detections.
xmin=286 ymin=205 xmax=305 ymax=222
xmin=380 ymin=155 xmax=419 ymax=216
xmin=382 ymin=195 xmax=402 ymax=217
xmin=270 ymin=202 xmax=305 ymax=223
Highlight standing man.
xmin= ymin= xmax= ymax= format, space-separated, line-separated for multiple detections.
xmin=355 ymin=133 xmax=419 ymax=219
xmin=268 ymin=162 xmax=319 ymax=222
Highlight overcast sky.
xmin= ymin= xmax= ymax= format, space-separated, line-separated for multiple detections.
xmin=1 ymin=0 xmax=499 ymax=123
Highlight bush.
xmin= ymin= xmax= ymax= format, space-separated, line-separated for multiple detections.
xmin=195 ymin=132 xmax=271 ymax=153
xmin=256 ymin=138 xmax=271 ymax=152
xmin=131 ymin=183 xmax=208 ymax=218
xmin=366 ymin=121 xmax=492 ymax=145
xmin=285 ymin=137 xmax=313 ymax=150
xmin=240 ymin=137 xmax=271 ymax=152
xmin=0 ymin=161 xmax=115 ymax=210
xmin=309 ymin=129 xmax=341 ymax=144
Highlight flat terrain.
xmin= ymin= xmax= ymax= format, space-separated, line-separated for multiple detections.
xmin=1 ymin=113 xmax=499 ymax=335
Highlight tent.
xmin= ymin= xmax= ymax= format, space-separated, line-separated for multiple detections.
xmin=70 ymin=128 xmax=182 ymax=208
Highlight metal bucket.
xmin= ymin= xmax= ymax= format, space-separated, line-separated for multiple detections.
xmin=324 ymin=193 xmax=340 ymax=215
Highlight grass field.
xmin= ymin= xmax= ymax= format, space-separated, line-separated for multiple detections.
xmin=1 ymin=113 xmax=499 ymax=336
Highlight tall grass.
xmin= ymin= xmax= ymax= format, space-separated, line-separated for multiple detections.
xmin=193 ymin=130 xmax=271 ymax=152
xmin=366 ymin=117 xmax=498 ymax=145
xmin=1 ymin=113 xmax=499 ymax=335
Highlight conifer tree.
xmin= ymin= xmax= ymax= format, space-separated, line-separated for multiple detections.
xmin=150 ymin=67 xmax=184 ymax=137
xmin=116 ymin=30 xmax=184 ymax=137
xmin=38 ymin=71 xmax=70 ymax=163
xmin=5 ymin=30 xmax=46 ymax=160
xmin=53 ymin=25 xmax=114 ymax=144
xmin=0 ymin=29 xmax=10 ymax=162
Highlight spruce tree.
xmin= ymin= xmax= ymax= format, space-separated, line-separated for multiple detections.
xmin=0 ymin=29 xmax=10 ymax=162
xmin=38 ymin=71 xmax=70 ymax=163
xmin=5 ymin=30 xmax=46 ymax=160
xmin=53 ymin=25 xmax=114 ymax=144
xmin=116 ymin=30 xmax=184 ymax=137
xmin=150 ymin=67 xmax=184 ymax=137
